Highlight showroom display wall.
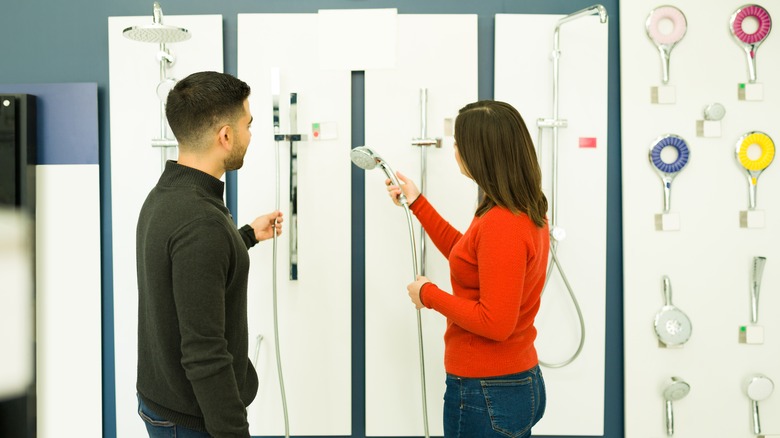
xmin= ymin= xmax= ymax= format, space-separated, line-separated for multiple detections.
xmin=621 ymin=1 xmax=780 ymax=437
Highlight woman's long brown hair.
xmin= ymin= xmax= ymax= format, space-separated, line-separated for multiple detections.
xmin=454 ymin=100 xmax=548 ymax=227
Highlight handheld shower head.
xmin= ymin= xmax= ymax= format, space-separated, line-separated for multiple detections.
xmin=662 ymin=377 xmax=690 ymax=437
xmin=350 ymin=146 xmax=407 ymax=205
xmin=122 ymin=2 xmax=191 ymax=44
xmin=663 ymin=377 xmax=691 ymax=402
xmin=745 ymin=374 xmax=774 ymax=435
xmin=350 ymin=146 xmax=380 ymax=171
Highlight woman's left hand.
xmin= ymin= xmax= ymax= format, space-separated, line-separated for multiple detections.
xmin=407 ymin=275 xmax=430 ymax=310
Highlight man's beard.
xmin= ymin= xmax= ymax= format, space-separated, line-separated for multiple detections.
xmin=224 ymin=144 xmax=245 ymax=171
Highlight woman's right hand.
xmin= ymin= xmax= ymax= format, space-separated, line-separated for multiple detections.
xmin=386 ymin=171 xmax=421 ymax=206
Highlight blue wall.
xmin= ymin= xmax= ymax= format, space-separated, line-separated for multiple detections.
xmin=0 ymin=1 xmax=622 ymax=437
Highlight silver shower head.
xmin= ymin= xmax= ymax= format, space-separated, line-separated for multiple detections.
xmin=122 ymin=2 xmax=191 ymax=44
xmin=350 ymin=146 xmax=407 ymax=205
xmin=350 ymin=146 xmax=381 ymax=171
xmin=663 ymin=377 xmax=690 ymax=437
xmin=663 ymin=377 xmax=690 ymax=401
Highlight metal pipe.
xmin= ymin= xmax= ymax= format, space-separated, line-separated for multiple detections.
xmin=419 ymin=89 xmax=428 ymax=276
xmin=536 ymin=4 xmax=607 ymax=368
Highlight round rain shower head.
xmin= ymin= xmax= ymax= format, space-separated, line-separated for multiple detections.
xmin=122 ymin=2 xmax=191 ymax=44
xmin=663 ymin=377 xmax=691 ymax=401
xmin=350 ymin=146 xmax=380 ymax=170
xmin=123 ymin=25 xmax=191 ymax=44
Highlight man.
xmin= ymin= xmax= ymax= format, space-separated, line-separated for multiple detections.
xmin=135 ymin=71 xmax=281 ymax=437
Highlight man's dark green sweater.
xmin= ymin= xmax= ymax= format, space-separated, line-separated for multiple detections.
xmin=136 ymin=161 xmax=259 ymax=437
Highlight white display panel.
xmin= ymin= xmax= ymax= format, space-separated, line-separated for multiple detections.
xmin=108 ymin=15 xmax=223 ymax=438
xmin=495 ymin=13 xmax=609 ymax=436
xmin=237 ymin=13 xmax=352 ymax=436
xmin=36 ymin=165 xmax=101 ymax=438
xmin=364 ymin=14 xmax=478 ymax=437
xmin=621 ymin=1 xmax=780 ymax=437
xmin=0 ymin=210 xmax=32 ymax=400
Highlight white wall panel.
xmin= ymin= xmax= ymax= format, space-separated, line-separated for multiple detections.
xmin=108 ymin=15 xmax=223 ymax=438
xmin=621 ymin=1 xmax=780 ymax=437
xmin=35 ymin=165 xmax=101 ymax=438
xmin=495 ymin=13 xmax=609 ymax=436
xmin=237 ymin=13 xmax=352 ymax=436
xmin=364 ymin=14 xmax=478 ymax=437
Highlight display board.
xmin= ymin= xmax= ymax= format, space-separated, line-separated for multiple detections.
xmin=494 ymin=12 xmax=609 ymax=436
xmin=237 ymin=12 xmax=353 ymax=436
xmin=362 ymin=14 xmax=478 ymax=437
xmin=107 ymin=14 xmax=223 ymax=438
xmin=621 ymin=1 xmax=780 ymax=437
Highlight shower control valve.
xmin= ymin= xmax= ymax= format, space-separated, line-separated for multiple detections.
xmin=550 ymin=226 xmax=567 ymax=242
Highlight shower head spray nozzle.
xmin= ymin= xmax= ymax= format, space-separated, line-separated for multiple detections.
xmin=350 ymin=146 xmax=407 ymax=205
xmin=122 ymin=2 xmax=191 ymax=44
xmin=663 ymin=377 xmax=691 ymax=402
xmin=350 ymin=146 xmax=381 ymax=171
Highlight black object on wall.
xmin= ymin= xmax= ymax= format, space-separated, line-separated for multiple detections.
xmin=0 ymin=94 xmax=37 ymax=213
xmin=0 ymin=93 xmax=37 ymax=438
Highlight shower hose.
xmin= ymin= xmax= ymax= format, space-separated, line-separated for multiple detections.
xmin=401 ymin=201 xmax=430 ymax=438
xmin=536 ymin=129 xmax=586 ymax=369
xmin=271 ymin=138 xmax=291 ymax=437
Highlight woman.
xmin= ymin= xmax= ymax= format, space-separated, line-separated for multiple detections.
xmin=387 ymin=100 xmax=550 ymax=437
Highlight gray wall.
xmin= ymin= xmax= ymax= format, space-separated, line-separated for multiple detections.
xmin=0 ymin=1 xmax=622 ymax=437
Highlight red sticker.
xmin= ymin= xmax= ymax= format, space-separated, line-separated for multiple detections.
xmin=579 ymin=137 xmax=597 ymax=148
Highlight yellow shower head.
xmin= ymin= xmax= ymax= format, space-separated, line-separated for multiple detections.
xmin=737 ymin=132 xmax=774 ymax=172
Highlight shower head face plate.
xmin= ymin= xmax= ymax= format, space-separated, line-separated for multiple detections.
xmin=731 ymin=5 xmax=772 ymax=45
xmin=650 ymin=134 xmax=690 ymax=175
xmin=703 ymin=103 xmax=726 ymax=121
xmin=746 ymin=375 xmax=775 ymax=401
xmin=646 ymin=6 xmax=687 ymax=47
xmin=123 ymin=24 xmax=191 ymax=44
xmin=663 ymin=378 xmax=691 ymax=401
xmin=737 ymin=132 xmax=775 ymax=172
xmin=350 ymin=146 xmax=380 ymax=170
xmin=654 ymin=307 xmax=692 ymax=346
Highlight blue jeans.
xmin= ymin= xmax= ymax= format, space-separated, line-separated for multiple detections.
xmin=137 ymin=395 xmax=212 ymax=438
xmin=443 ymin=365 xmax=546 ymax=438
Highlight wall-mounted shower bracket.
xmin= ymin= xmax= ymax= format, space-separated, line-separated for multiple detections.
xmin=411 ymin=138 xmax=442 ymax=148
xmin=536 ymin=118 xmax=568 ymax=129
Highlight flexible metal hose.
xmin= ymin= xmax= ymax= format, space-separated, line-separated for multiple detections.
xmin=401 ymin=202 xmax=429 ymax=438
xmin=272 ymin=139 xmax=290 ymax=438
xmin=539 ymin=240 xmax=586 ymax=368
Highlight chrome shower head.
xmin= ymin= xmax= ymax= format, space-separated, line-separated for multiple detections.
xmin=122 ymin=2 xmax=191 ymax=44
xmin=350 ymin=146 xmax=407 ymax=205
xmin=350 ymin=146 xmax=381 ymax=170
xmin=663 ymin=377 xmax=690 ymax=401
xmin=663 ymin=377 xmax=690 ymax=437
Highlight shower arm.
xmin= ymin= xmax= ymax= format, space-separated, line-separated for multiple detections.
xmin=540 ymin=4 xmax=607 ymax=227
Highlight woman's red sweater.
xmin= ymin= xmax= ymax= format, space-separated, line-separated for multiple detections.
xmin=411 ymin=195 xmax=549 ymax=378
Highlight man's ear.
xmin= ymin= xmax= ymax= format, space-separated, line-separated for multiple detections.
xmin=217 ymin=124 xmax=232 ymax=151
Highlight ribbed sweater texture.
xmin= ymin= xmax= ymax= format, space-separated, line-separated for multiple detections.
xmin=136 ymin=161 xmax=259 ymax=437
xmin=411 ymin=195 xmax=550 ymax=378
